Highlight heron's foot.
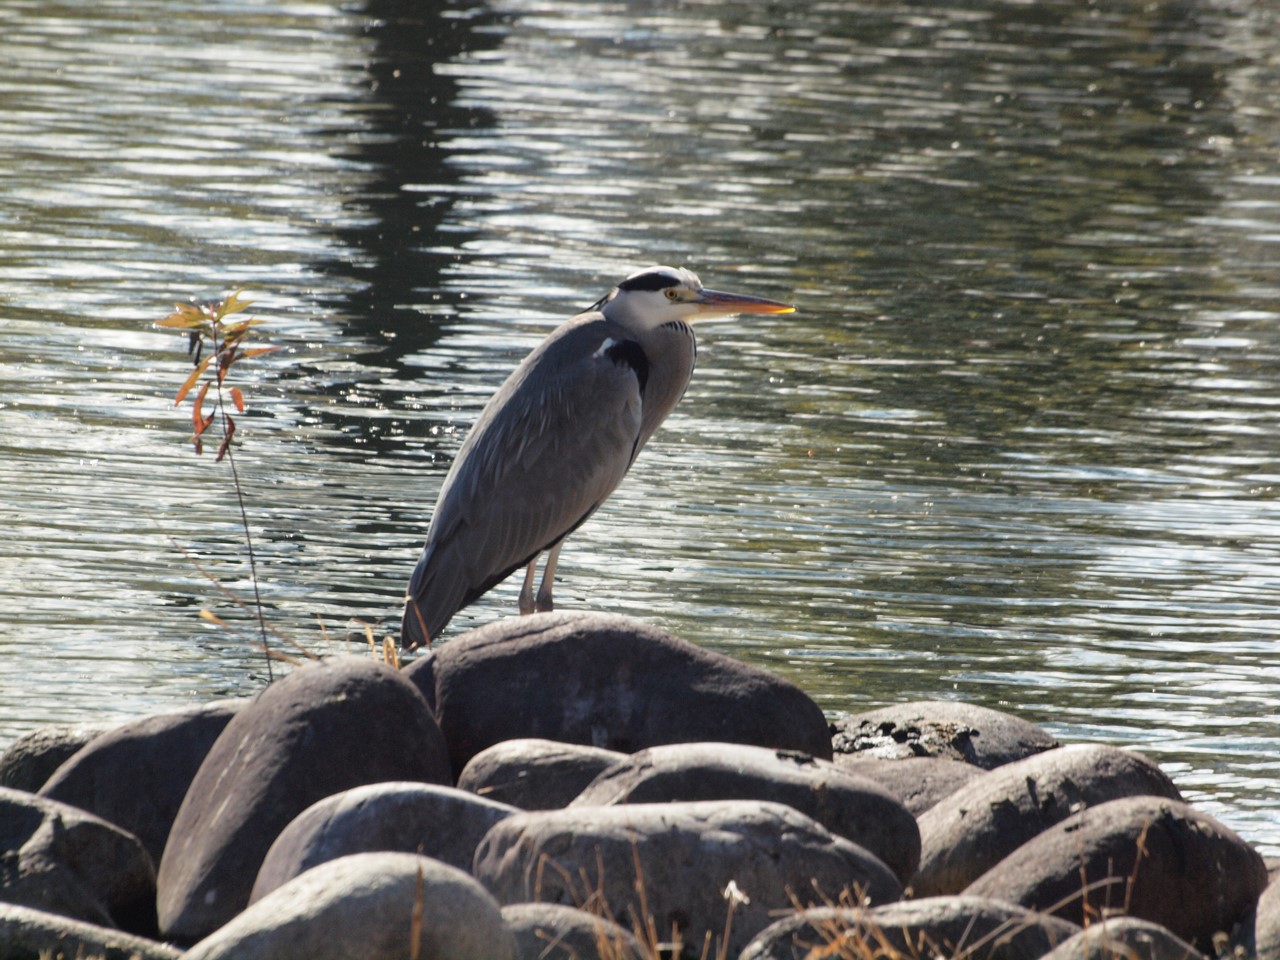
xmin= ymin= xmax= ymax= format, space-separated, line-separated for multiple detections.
xmin=534 ymin=588 xmax=554 ymax=613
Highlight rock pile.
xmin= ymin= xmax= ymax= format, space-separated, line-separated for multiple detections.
xmin=0 ymin=611 xmax=1274 ymax=960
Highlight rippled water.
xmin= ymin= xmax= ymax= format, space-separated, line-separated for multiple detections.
xmin=1 ymin=0 xmax=1277 ymax=853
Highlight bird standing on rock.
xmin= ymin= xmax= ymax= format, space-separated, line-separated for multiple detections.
xmin=401 ymin=265 xmax=795 ymax=649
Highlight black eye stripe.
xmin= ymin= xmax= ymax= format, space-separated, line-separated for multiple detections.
xmin=617 ymin=272 xmax=680 ymax=293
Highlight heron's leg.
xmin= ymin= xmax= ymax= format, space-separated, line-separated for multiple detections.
xmin=518 ymin=557 xmax=539 ymax=615
xmin=535 ymin=542 xmax=562 ymax=612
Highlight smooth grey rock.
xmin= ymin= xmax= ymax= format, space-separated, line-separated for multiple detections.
xmin=183 ymin=853 xmax=516 ymax=960
xmin=39 ymin=699 xmax=242 ymax=865
xmin=1040 ymin=916 xmax=1207 ymax=960
xmin=404 ymin=612 xmax=833 ymax=777
xmin=570 ymin=741 xmax=920 ymax=883
xmin=831 ymin=700 xmax=1058 ymax=768
xmin=914 ymin=744 xmax=1183 ymax=896
xmin=740 ymin=896 xmax=1080 ymax=960
xmin=156 ymin=656 xmax=452 ymax=944
xmin=1232 ymin=875 xmax=1280 ymax=960
xmin=833 ymin=755 xmax=986 ymax=814
xmin=251 ymin=781 xmax=517 ymax=901
xmin=0 ymin=721 xmax=117 ymax=792
xmin=474 ymin=798 xmax=901 ymax=958
xmin=0 ymin=787 xmax=155 ymax=935
xmin=458 ymin=738 xmax=626 ymax=809
xmin=0 ymin=901 xmax=182 ymax=960
xmin=502 ymin=902 xmax=645 ymax=960
xmin=964 ymin=796 xmax=1268 ymax=950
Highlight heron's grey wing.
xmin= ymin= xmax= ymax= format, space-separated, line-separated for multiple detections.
xmin=408 ymin=316 xmax=646 ymax=630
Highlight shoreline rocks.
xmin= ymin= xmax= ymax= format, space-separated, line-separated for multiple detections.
xmin=0 ymin=611 xmax=1273 ymax=960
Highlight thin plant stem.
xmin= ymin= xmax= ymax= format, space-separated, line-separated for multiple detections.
xmin=209 ymin=322 xmax=273 ymax=682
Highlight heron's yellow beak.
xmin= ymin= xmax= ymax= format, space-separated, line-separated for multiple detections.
xmin=694 ymin=289 xmax=796 ymax=317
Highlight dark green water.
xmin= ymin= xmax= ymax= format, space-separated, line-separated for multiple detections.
xmin=1 ymin=0 xmax=1277 ymax=852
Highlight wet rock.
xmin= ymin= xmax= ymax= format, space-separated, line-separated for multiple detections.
xmin=831 ymin=700 xmax=1058 ymax=768
xmin=1232 ymin=874 xmax=1280 ymax=960
xmin=39 ymin=699 xmax=242 ymax=865
xmin=964 ymin=796 xmax=1268 ymax=950
xmin=0 ymin=721 xmax=117 ymax=792
xmin=251 ymin=781 xmax=517 ymax=901
xmin=404 ymin=612 xmax=833 ymax=777
xmin=0 ymin=901 xmax=182 ymax=960
xmin=740 ymin=896 xmax=1081 ymax=960
xmin=1040 ymin=916 xmax=1208 ymax=960
xmin=834 ymin=754 xmax=986 ymax=815
xmin=0 ymin=787 xmax=155 ymax=935
xmin=458 ymin=738 xmax=626 ymax=809
xmin=570 ymin=741 xmax=920 ymax=883
xmin=156 ymin=656 xmax=452 ymax=944
xmin=914 ymin=744 xmax=1182 ymax=896
xmin=473 ymin=799 xmax=901 ymax=958
xmin=183 ymin=853 xmax=516 ymax=960
xmin=502 ymin=902 xmax=644 ymax=960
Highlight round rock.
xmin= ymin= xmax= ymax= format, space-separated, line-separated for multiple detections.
xmin=0 ymin=786 xmax=156 ymax=935
xmin=740 ymin=896 xmax=1081 ymax=960
xmin=473 ymin=798 xmax=901 ymax=958
xmin=0 ymin=720 xmax=118 ymax=792
xmin=40 ymin=699 xmax=242 ymax=865
xmin=183 ymin=853 xmax=516 ymax=960
xmin=1040 ymin=916 xmax=1208 ymax=960
xmin=458 ymin=738 xmax=626 ymax=809
xmin=833 ymin=755 xmax=986 ymax=815
xmin=502 ymin=902 xmax=644 ymax=959
xmin=831 ymin=700 xmax=1058 ymax=768
xmin=156 ymin=656 xmax=452 ymax=944
xmin=570 ymin=741 xmax=920 ymax=883
xmin=0 ymin=902 xmax=182 ymax=960
xmin=252 ymin=781 xmax=517 ymax=901
xmin=914 ymin=744 xmax=1182 ymax=896
xmin=403 ymin=611 xmax=833 ymax=776
xmin=964 ymin=796 xmax=1268 ymax=950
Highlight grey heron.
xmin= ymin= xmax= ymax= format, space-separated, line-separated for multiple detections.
xmin=401 ymin=265 xmax=794 ymax=649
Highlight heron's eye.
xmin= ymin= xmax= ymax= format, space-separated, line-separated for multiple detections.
xmin=664 ymin=288 xmax=680 ymax=302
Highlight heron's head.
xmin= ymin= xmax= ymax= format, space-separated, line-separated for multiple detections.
xmin=592 ymin=265 xmax=795 ymax=329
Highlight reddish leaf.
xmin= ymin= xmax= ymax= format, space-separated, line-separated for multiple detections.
xmin=215 ymin=415 xmax=237 ymax=462
xmin=192 ymin=381 xmax=210 ymax=430
xmin=174 ymin=357 xmax=212 ymax=406
xmin=230 ymin=387 xmax=246 ymax=413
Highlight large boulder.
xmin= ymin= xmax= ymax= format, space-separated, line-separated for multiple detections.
xmin=251 ymin=781 xmax=517 ymax=901
xmin=403 ymin=612 xmax=833 ymax=776
xmin=570 ymin=741 xmax=920 ymax=883
xmin=156 ymin=656 xmax=452 ymax=943
xmin=0 ymin=902 xmax=182 ymax=960
xmin=39 ymin=700 xmax=242 ymax=865
xmin=964 ymin=796 xmax=1268 ymax=950
xmin=0 ymin=787 xmax=155 ymax=935
xmin=914 ymin=744 xmax=1182 ymax=895
xmin=0 ymin=721 xmax=117 ymax=792
xmin=502 ymin=902 xmax=644 ymax=960
xmin=740 ymin=896 xmax=1080 ymax=960
xmin=835 ymin=755 xmax=985 ymax=814
xmin=473 ymin=799 xmax=901 ymax=958
xmin=183 ymin=853 xmax=516 ymax=960
xmin=1039 ymin=916 xmax=1208 ymax=960
xmin=458 ymin=738 xmax=626 ymax=809
xmin=831 ymin=700 xmax=1058 ymax=768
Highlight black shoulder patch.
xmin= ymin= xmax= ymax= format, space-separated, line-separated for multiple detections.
xmin=603 ymin=339 xmax=649 ymax=394
xmin=617 ymin=271 xmax=680 ymax=293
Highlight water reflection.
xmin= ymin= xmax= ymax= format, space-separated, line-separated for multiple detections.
xmin=0 ymin=0 xmax=1277 ymax=852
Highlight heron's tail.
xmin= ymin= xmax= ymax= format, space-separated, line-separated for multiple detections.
xmin=400 ymin=542 xmax=469 ymax=651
